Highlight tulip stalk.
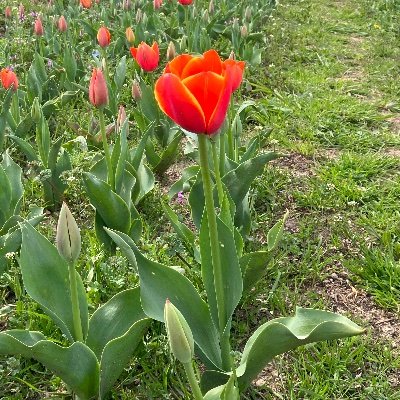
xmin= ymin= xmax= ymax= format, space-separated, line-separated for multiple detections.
xmin=99 ymin=110 xmax=114 ymax=190
xmin=198 ymin=134 xmax=231 ymax=370
xmin=211 ymin=139 xmax=224 ymax=207
xmin=183 ymin=362 xmax=204 ymax=400
xmin=68 ymin=261 xmax=83 ymax=342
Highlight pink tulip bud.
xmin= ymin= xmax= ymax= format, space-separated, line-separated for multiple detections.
xmin=131 ymin=79 xmax=142 ymax=101
xmin=58 ymin=15 xmax=67 ymax=32
xmin=34 ymin=18 xmax=44 ymax=36
xmin=5 ymin=6 xmax=12 ymax=19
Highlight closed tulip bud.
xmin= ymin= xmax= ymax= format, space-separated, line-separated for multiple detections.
xmin=232 ymin=18 xmax=239 ymax=32
xmin=34 ymin=18 xmax=44 ymax=36
xmin=5 ymin=6 xmax=12 ymax=19
xmin=18 ymin=4 xmax=24 ymax=20
xmin=166 ymin=41 xmax=176 ymax=61
xmin=0 ymin=68 xmax=18 ymax=91
xmin=164 ymin=300 xmax=194 ymax=364
xmin=97 ymin=26 xmax=111 ymax=48
xmin=80 ymin=0 xmax=92 ymax=8
xmin=244 ymin=6 xmax=251 ymax=22
xmin=89 ymin=68 xmax=108 ymax=108
xmin=123 ymin=0 xmax=131 ymax=9
xmin=141 ymin=12 xmax=148 ymax=25
xmin=56 ymin=203 xmax=81 ymax=264
xmin=58 ymin=15 xmax=67 ymax=32
xmin=31 ymin=97 xmax=41 ymax=123
xmin=101 ymin=57 xmax=107 ymax=71
xmin=153 ymin=0 xmax=162 ymax=9
xmin=240 ymin=25 xmax=248 ymax=37
xmin=180 ymin=35 xmax=187 ymax=52
xmin=116 ymin=105 xmax=127 ymax=133
xmin=131 ymin=79 xmax=142 ymax=100
xmin=136 ymin=8 xmax=142 ymax=24
xmin=125 ymin=27 xmax=135 ymax=44
xmin=202 ymin=9 xmax=209 ymax=23
xmin=208 ymin=0 xmax=214 ymax=14
xmin=229 ymin=50 xmax=235 ymax=60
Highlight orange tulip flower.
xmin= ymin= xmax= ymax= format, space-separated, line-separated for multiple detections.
xmin=80 ymin=0 xmax=92 ymax=8
xmin=34 ymin=18 xmax=44 ymax=36
xmin=130 ymin=42 xmax=159 ymax=72
xmin=89 ymin=68 xmax=108 ymax=107
xmin=0 ymin=68 xmax=19 ymax=91
xmin=97 ymin=26 xmax=111 ymax=48
xmin=223 ymin=59 xmax=245 ymax=92
xmin=154 ymin=50 xmax=238 ymax=135
xmin=58 ymin=15 xmax=67 ymax=32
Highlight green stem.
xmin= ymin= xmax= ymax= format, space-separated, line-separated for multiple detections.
xmin=68 ymin=262 xmax=83 ymax=342
xmin=211 ymin=140 xmax=224 ymax=207
xmin=183 ymin=362 xmax=203 ymax=400
xmin=219 ymin=132 xmax=225 ymax=177
xmin=184 ymin=6 xmax=191 ymax=52
xmin=99 ymin=109 xmax=114 ymax=190
xmin=11 ymin=91 xmax=20 ymax=124
xmin=198 ymin=134 xmax=231 ymax=370
xmin=227 ymin=100 xmax=235 ymax=160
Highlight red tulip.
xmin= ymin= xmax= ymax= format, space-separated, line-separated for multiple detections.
xmin=154 ymin=50 xmax=234 ymax=135
xmin=178 ymin=0 xmax=193 ymax=5
xmin=223 ymin=59 xmax=245 ymax=92
xmin=130 ymin=42 xmax=159 ymax=72
xmin=97 ymin=26 xmax=111 ymax=48
xmin=80 ymin=0 xmax=92 ymax=8
xmin=0 ymin=68 xmax=19 ymax=91
xmin=34 ymin=18 xmax=44 ymax=36
xmin=89 ymin=68 xmax=108 ymax=107
xmin=153 ymin=0 xmax=162 ymax=9
xmin=58 ymin=15 xmax=67 ymax=32
xmin=5 ymin=6 xmax=12 ymax=19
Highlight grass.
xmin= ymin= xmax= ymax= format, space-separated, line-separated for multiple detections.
xmin=1 ymin=0 xmax=400 ymax=398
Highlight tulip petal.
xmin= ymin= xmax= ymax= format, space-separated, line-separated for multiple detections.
xmin=165 ymin=54 xmax=194 ymax=77
xmin=155 ymin=73 xmax=206 ymax=133
xmin=182 ymin=71 xmax=227 ymax=133
xmin=223 ymin=59 xmax=245 ymax=92
xmin=181 ymin=50 xmax=223 ymax=79
xmin=207 ymin=77 xmax=232 ymax=134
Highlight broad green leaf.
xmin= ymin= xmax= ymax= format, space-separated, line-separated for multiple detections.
xmin=126 ymin=242 xmax=222 ymax=369
xmin=34 ymin=53 xmax=48 ymax=84
xmin=267 ymin=211 xmax=288 ymax=251
xmin=203 ymin=374 xmax=239 ymax=400
xmin=168 ymin=165 xmax=200 ymax=200
xmin=8 ymin=135 xmax=38 ymax=161
xmin=86 ymin=288 xmax=147 ymax=359
xmin=15 ymin=115 xmax=34 ymax=138
xmin=222 ymin=152 xmax=278 ymax=207
xmin=130 ymin=123 xmax=153 ymax=170
xmin=236 ymin=307 xmax=365 ymax=389
xmin=130 ymin=161 xmax=154 ymax=205
xmin=139 ymin=81 xmax=159 ymax=122
xmin=0 ymin=166 xmax=11 ymax=226
xmin=0 ymin=330 xmax=99 ymax=400
xmin=99 ymin=318 xmax=149 ymax=398
xmin=83 ymin=173 xmax=131 ymax=234
xmin=114 ymin=56 xmax=127 ymax=90
xmin=200 ymin=212 xmax=242 ymax=333
xmin=188 ymin=172 xmax=205 ymax=229
xmin=104 ymin=228 xmax=137 ymax=271
xmin=1 ymin=152 xmax=23 ymax=214
xmin=161 ymin=202 xmax=195 ymax=250
xmin=240 ymin=251 xmax=274 ymax=293
xmin=153 ymin=131 xmax=182 ymax=175
xmin=20 ymin=223 xmax=88 ymax=342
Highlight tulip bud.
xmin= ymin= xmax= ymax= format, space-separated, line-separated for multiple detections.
xmin=142 ymin=12 xmax=148 ymax=26
xmin=202 ymin=9 xmax=209 ymax=23
xmin=164 ymin=299 xmax=194 ymax=364
xmin=101 ymin=57 xmax=107 ymax=71
xmin=116 ymin=105 xmax=127 ymax=132
xmin=153 ymin=0 xmax=162 ymax=9
xmin=89 ymin=68 xmax=108 ymax=108
xmin=97 ymin=26 xmax=111 ymax=48
xmin=123 ymin=0 xmax=131 ymax=9
xmin=180 ymin=35 xmax=187 ymax=52
xmin=58 ymin=15 xmax=67 ymax=32
xmin=229 ymin=50 xmax=235 ymax=60
xmin=18 ymin=4 xmax=24 ymax=20
xmin=166 ymin=41 xmax=176 ymax=61
xmin=31 ymin=97 xmax=41 ymax=123
xmin=232 ymin=18 xmax=239 ymax=32
xmin=56 ymin=203 xmax=81 ymax=264
xmin=136 ymin=8 xmax=142 ymax=24
xmin=208 ymin=0 xmax=214 ymax=14
xmin=5 ymin=6 xmax=12 ymax=19
xmin=244 ymin=6 xmax=251 ymax=22
xmin=34 ymin=18 xmax=44 ymax=36
xmin=125 ymin=27 xmax=135 ymax=44
xmin=131 ymin=79 xmax=141 ymax=100
xmin=240 ymin=25 xmax=248 ymax=38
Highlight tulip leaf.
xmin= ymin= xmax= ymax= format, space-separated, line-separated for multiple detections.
xmin=240 ymin=251 xmax=275 ymax=294
xmin=130 ymin=161 xmax=154 ymax=205
xmin=110 ymin=232 xmax=222 ymax=369
xmin=200 ymin=212 xmax=242 ymax=334
xmin=20 ymin=223 xmax=89 ymax=342
xmin=86 ymin=288 xmax=147 ymax=359
xmin=267 ymin=210 xmax=288 ymax=251
xmin=8 ymin=134 xmax=38 ymax=162
xmin=83 ymin=172 xmax=131 ymax=234
xmin=104 ymin=228 xmax=137 ymax=270
xmin=0 ymin=330 xmax=99 ymax=400
xmin=188 ymin=172 xmax=205 ymax=229
xmin=222 ymin=152 xmax=278 ymax=206
xmin=153 ymin=131 xmax=182 ymax=175
xmin=168 ymin=165 xmax=200 ymax=200
xmin=99 ymin=318 xmax=150 ymax=398
xmin=114 ymin=56 xmax=127 ymax=91
xmin=0 ymin=165 xmax=12 ymax=226
xmin=236 ymin=307 xmax=365 ymax=389
xmin=203 ymin=374 xmax=239 ymax=400
xmin=1 ymin=152 xmax=23 ymax=215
